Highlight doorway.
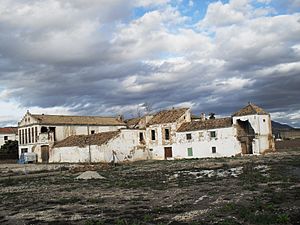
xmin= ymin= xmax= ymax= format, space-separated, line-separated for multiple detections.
xmin=41 ymin=145 xmax=49 ymax=163
xmin=164 ymin=147 xmax=172 ymax=159
xmin=237 ymin=120 xmax=255 ymax=154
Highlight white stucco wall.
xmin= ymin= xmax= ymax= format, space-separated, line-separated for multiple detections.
xmin=50 ymin=129 xmax=149 ymax=163
xmin=173 ymin=127 xmax=241 ymax=159
xmin=0 ymin=133 xmax=17 ymax=149
xmin=18 ymin=122 xmax=126 ymax=160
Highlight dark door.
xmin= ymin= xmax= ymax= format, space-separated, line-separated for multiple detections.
xmin=164 ymin=147 xmax=172 ymax=159
xmin=41 ymin=145 xmax=49 ymax=163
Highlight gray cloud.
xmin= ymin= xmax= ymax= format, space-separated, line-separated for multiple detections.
xmin=0 ymin=0 xmax=300 ymax=127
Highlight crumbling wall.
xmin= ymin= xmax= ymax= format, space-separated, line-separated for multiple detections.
xmin=232 ymin=114 xmax=275 ymax=154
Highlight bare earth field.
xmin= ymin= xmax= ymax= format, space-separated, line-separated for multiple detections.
xmin=0 ymin=148 xmax=300 ymax=225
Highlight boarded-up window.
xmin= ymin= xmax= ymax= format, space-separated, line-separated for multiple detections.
xmin=151 ymin=130 xmax=156 ymax=140
xmin=212 ymin=146 xmax=216 ymax=153
xmin=186 ymin=133 xmax=192 ymax=140
xmin=187 ymin=147 xmax=193 ymax=156
xmin=165 ymin=128 xmax=170 ymax=140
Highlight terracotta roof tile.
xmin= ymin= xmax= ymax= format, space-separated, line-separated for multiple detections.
xmin=147 ymin=108 xmax=188 ymax=125
xmin=177 ymin=117 xmax=232 ymax=132
xmin=54 ymin=131 xmax=120 ymax=148
xmin=0 ymin=127 xmax=18 ymax=134
xmin=126 ymin=117 xmax=143 ymax=128
xmin=232 ymin=103 xmax=269 ymax=117
xmin=30 ymin=114 xmax=125 ymax=126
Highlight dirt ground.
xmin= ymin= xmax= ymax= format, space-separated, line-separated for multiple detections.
xmin=0 ymin=149 xmax=300 ymax=225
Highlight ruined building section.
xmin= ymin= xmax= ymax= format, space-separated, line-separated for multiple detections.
xmin=232 ymin=103 xmax=275 ymax=154
xmin=235 ymin=120 xmax=255 ymax=154
xmin=18 ymin=111 xmax=126 ymax=162
xmin=145 ymin=108 xmax=191 ymax=160
xmin=52 ymin=129 xmax=148 ymax=163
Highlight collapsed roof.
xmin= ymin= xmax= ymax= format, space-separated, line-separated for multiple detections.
xmin=54 ymin=131 xmax=120 ymax=148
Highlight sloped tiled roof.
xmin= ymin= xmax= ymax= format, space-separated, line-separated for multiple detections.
xmin=126 ymin=117 xmax=143 ymax=128
xmin=147 ymin=108 xmax=188 ymax=125
xmin=30 ymin=114 xmax=125 ymax=126
xmin=54 ymin=131 xmax=120 ymax=148
xmin=177 ymin=117 xmax=232 ymax=132
xmin=232 ymin=103 xmax=269 ymax=117
xmin=0 ymin=127 xmax=18 ymax=135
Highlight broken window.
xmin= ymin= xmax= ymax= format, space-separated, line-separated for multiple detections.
xmin=186 ymin=133 xmax=192 ymax=140
xmin=165 ymin=128 xmax=170 ymax=140
xmin=41 ymin=127 xmax=48 ymax=133
xmin=187 ymin=147 xmax=193 ymax=156
xmin=49 ymin=127 xmax=56 ymax=141
xmin=212 ymin=146 xmax=216 ymax=153
xmin=151 ymin=130 xmax=156 ymax=140
xmin=210 ymin=131 xmax=216 ymax=138
xmin=21 ymin=148 xmax=28 ymax=153
xmin=91 ymin=130 xmax=95 ymax=134
xmin=139 ymin=132 xmax=144 ymax=142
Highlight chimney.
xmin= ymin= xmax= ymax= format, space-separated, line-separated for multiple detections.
xmin=200 ymin=113 xmax=206 ymax=121
xmin=209 ymin=113 xmax=215 ymax=120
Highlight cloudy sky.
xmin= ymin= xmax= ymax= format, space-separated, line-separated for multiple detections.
xmin=0 ymin=0 xmax=300 ymax=127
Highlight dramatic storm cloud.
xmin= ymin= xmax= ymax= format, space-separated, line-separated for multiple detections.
xmin=0 ymin=0 xmax=300 ymax=127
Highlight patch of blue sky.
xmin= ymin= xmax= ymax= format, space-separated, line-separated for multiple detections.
xmin=170 ymin=0 xmax=230 ymax=25
xmin=156 ymin=51 xmax=183 ymax=60
xmin=268 ymin=0 xmax=300 ymax=14
xmin=132 ymin=7 xmax=149 ymax=20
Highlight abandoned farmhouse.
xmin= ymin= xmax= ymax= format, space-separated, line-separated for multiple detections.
xmin=0 ymin=127 xmax=18 ymax=149
xmin=17 ymin=103 xmax=275 ymax=163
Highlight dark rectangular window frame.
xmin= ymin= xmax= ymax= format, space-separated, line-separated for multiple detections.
xmin=212 ymin=146 xmax=216 ymax=153
xmin=151 ymin=130 xmax=156 ymax=140
xmin=186 ymin=133 xmax=192 ymax=140
xmin=210 ymin=131 xmax=216 ymax=138
xmin=28 ymin=128 xmax=31 ymax=143
xmin=4 ymin=136 xmax=8 ymax=141
xmin=139 ymin=132 xmax=144 ymax=142
xmin=165 ymin=128 xmax=170 ymax=140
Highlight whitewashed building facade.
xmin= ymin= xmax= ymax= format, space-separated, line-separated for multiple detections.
xmin=0 ymin=127 xmax=18 ymax=149
xmin=18 ymin=111 xmax=126 ymax=162
xmin=18 ymin=103 xmax=275 ymax=163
